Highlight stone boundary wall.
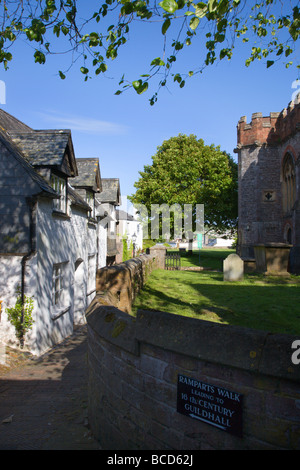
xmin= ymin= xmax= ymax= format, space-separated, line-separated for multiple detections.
xmin=95 ymin=245 xmax=166 ymax=313
xmin=86 ymin=260 xmax=300 ymax=449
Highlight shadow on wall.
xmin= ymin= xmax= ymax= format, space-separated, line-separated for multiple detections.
xmin=95 ymin=254 xmax=158 ymax=314
xmin=34 ymin=200 xmax=93 ymax=355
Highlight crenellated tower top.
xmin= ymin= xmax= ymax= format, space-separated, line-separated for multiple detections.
xmin=237 ymin=93 xmax=300 ymax=148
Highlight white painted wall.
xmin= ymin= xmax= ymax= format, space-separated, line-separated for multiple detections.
xmin=97 ymin=222 xmax=107 ymax=269
xmin=33 ymin=197 xmax=101 ymax=355
xmin=0 ymin=253 xmax=38 ymax=351
xmin=119 ymin=219 xmax=143 ymax=252
xmin=0 ymin=192 xmax=106 ymax=356
xmin=0 ymin=255 xmax=24 ymax=347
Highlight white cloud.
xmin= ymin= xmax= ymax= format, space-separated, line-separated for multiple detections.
xmin=37 ymin=111 xmax=129 ymax=135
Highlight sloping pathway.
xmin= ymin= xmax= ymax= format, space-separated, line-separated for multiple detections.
xmin=0 ymin=325 xmax=101 ymax=450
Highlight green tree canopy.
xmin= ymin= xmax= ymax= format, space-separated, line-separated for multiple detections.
xmin=0 ymin=1 xmax=299 ymax=103
xmin=129 ymin=134 xmax=238 ymax=238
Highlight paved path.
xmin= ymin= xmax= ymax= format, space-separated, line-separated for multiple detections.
xmin=0 ymin=325 xmax=101 ymax=450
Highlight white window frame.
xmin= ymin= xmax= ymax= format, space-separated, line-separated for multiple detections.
xmin=51 ymin=174 xmax=67 ymax=213
xmin=86 ymin=190 xmax=95 ymax=219
xmin=52 ymin=263 xmax=65 ymax=307
xmin=51 ymin=261 xmax=71 ymax=320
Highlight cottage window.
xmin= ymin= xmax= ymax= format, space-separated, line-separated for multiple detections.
xmin=51 ymin=174 xmax=67 ymax=213
xmin=52 ymin=263 xmax=66 ymax=307
xmin=282 ymin=154 xmax=296 ymax=214
xmin=86 ymin=190 xmax=95 ymax=219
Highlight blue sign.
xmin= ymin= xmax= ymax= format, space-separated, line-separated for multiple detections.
xmin=197 ymin=233 xmax=203 ymax=249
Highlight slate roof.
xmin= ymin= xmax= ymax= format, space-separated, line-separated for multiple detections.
xmin=7 ymin=130 xmax=78 ymax=177
xmin=116 ymin=209 xmax=135 ymax=221
xmin=96 ymin=178 xmax=121 ymax=205
xmin=68 ymin=184 xmax=92 ymax=211
xmin=0 ymin=110 xmax=104 ymax=212
xmin=0 ymin=127 xmax=57 ymax=198
xmin=72 ymin=158 xmax=102 ymax=192
xmin=0 ymin=109 xmax=33 ymax=132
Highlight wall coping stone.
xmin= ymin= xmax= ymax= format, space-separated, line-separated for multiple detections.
xmin=86 ymin=302 xmax=300 ymax=383
xmin=86 ymin=301 xmax=139 ymax=355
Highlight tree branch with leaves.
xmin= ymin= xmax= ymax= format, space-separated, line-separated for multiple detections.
xmin=0 ymin=0 xmax=299 ymax=103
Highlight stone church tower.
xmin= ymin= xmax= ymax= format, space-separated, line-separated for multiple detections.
xmin=236 ymin=95 xmax=300 ymax=271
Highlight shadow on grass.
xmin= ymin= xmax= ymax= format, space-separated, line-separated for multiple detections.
xmin=132 ymin=270 xmax=300 ymax=335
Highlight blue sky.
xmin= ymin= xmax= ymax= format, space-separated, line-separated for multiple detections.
xmin=1 ymin=2 xmax=300 ymax=211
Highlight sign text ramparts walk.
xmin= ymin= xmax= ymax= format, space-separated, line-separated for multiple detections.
xmin=177 ymin=374 xmax=243 ymax=437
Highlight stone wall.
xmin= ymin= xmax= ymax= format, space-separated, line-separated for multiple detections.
xmin=86 ymin=250 xmax=300 ymax=450
xmin=86 ymin=304 xmax=300 ymax=450
xmin=95 ymin=245 xmax=166 ymax=313
xmin=236 ymin=97 xmax=300 ymax=259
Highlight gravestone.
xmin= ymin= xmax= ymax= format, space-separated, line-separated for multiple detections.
xmin=223 ymin=254 xmax=244 ymax=281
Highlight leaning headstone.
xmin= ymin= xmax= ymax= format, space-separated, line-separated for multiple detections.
xmin=223 ymin=254 xmax=244 ymax=281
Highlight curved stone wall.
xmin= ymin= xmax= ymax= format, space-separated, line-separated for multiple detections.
xmin=86 ymin=299 xmax=300 ymax=450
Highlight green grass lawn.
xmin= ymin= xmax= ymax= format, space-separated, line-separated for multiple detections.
xmin=132 ymin=249 xmax=300 ymax=336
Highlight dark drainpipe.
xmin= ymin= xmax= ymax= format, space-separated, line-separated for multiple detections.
xmin=20 ymin=197 xmax=37 ymax=348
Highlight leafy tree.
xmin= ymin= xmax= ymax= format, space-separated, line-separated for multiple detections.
xmin=129 ymin=134 xmax=238 ymax=238
xmin=0 ymin=1 xmax=299 ymax=103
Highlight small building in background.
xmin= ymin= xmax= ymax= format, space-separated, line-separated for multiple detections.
xmin=96 ymin=178 xmax=121 ymax=266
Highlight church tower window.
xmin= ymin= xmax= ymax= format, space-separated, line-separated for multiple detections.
xmin=282 ymin=153 xmax=296 ymax=214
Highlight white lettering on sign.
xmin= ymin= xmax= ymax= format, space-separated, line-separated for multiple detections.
xmin=177 ymin=374 xmax=243 ymax=437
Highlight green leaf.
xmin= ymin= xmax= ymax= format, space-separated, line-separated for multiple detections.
xmin=194 ymin=2 xmax=207 ymax=18
xmin=132 ymin=79 xmax=149 ymax=94
xmin=80 ymin=66 xmax=89 ymax=74
xmin=59 ymin=70 xmax=66 ymax=79
xmin=173 ymin=73 xmax=182 ymax=83
xmin=132 ymin=80 xmax=141 ymax=89
xmin=61 ymin=26 xmax=69 ymax=36
xmin=190 ymin=16 xmax=200 ymax=30
xmin=267 ymin=60 xmax=274 ymax=68
xmin=208 ymin=0 xmax=218 ymax=13
xmin=159 ymin=0 xmax=178 ymax=14
xmin=162 ymin=18 xmax=171 ymax=35
xmin=34 ymin=50 xmax=46 ymax=64
xmin=151 ymin=57 xmax=165 ymax=66
xmin=95 ymin=63 xmax=107 ymax=75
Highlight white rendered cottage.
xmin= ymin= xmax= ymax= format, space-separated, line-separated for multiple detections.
xmin=96 ymin=178 xmax=121 ymax=265
xmin=116 ymin=209 xmax=144 ymax=262
xmin=0 ymin=110 xmax=106 ymax=355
